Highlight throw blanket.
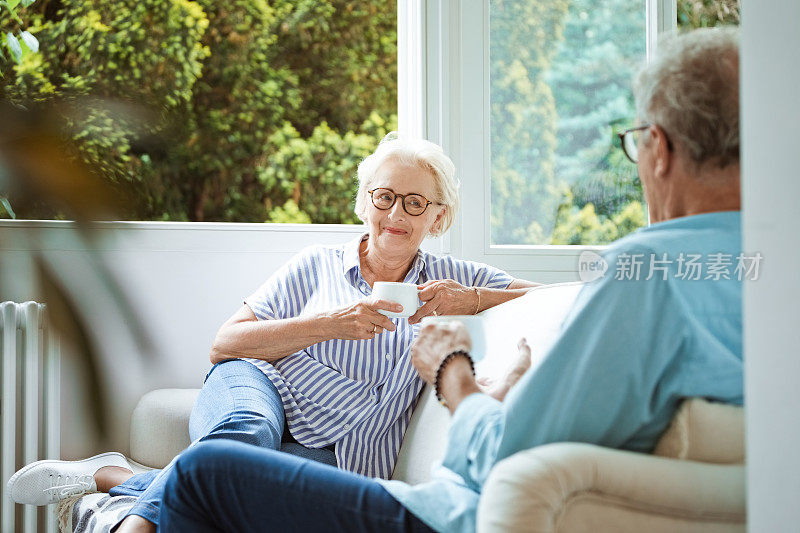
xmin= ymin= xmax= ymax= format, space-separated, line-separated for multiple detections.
xmin=57 ymin=493 xmax=136 ymax=533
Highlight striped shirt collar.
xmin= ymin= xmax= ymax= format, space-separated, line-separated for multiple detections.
xmin=343 ymin=234 xmax=429 ymax=286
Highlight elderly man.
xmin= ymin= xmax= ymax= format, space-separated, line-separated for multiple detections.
xmin=153 ymin=27 xmax=743 ymax=533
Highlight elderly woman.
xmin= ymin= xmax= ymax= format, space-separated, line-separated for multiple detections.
xmin=8 ymin=136 xmax=535 ymax=532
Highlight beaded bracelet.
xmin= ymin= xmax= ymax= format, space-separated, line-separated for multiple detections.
xmin=434 ymin=350 xmax=475 ymax=407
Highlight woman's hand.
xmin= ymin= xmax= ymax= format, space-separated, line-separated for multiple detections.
xmin=410 ymin=322 xmax=472 ymax=384
xmin=323 ymin=298 xmax=402 ymax=340
xmin=408 ymin=279 xmax=480 ymax=324
xmin=477 ymin=338 xmax=532 ymax=402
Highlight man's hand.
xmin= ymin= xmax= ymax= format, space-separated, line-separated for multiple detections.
xmin=410 ymin=322 xmax=472 ymax=384
xmin=477 ymin=338 xmax=532 ymax=402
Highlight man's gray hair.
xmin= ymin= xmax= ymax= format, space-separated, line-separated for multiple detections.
xmin=634 ymin=27 xmax=739 ymax=168
xmin=354 ymin=134 xmax=459 ymax=236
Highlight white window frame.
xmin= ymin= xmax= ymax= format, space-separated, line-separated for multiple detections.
xmin=399 ymin=0 xmax=677 ymax=281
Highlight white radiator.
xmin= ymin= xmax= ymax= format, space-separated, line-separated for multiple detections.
xmin=1 ymin=302 xmax=60 ymax=533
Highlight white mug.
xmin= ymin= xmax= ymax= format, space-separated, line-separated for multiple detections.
xmin=372 ymin=282 xmax=419 ymax=319
xmin=419 ymin=315 xmax=487 ymax=362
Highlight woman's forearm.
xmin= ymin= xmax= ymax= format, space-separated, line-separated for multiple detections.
xmin=477 ymin=279 xmax=541 ymax=313
xmin=210 ymin=314 xmax=334 ymax=364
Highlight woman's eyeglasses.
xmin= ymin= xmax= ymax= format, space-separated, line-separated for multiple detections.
xmin=368 ymin=188 xmax=438 ymax=216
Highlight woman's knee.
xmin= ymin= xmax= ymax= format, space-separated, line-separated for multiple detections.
xmin=190 ymin=359 xmax=285 ymax=446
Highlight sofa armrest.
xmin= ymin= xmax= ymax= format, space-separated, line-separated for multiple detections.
xmin=477 ymin=442 xmax=745 ymax=533
xmin=129 ymin=388 xmax=199 ymax=468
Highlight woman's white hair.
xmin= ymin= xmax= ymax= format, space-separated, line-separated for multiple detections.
xmin=634 ymin=27 xmax=739 ymax=168
xmin=354 ymin=133 xmax=459 ymax=236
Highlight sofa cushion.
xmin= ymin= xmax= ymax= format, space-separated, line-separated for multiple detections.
xmin=130 ymin=388 xmax=199 ymax=468
xmin=653 ymin=398 xmax=744 ymax=464
xmin=390 ymin=385 xmax=449 ymax=483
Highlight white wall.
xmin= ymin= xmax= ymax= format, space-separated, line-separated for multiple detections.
xmin=741 ymin=1 xmax=800 ymax=529
xmin=0 ymin=222 xmax=367 ymax=457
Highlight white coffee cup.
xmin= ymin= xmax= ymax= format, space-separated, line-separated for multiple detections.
xmin=372 ymin=282 xmax=420 ymax=319
xmin=418 ymin=315 xmax=487 ymax=362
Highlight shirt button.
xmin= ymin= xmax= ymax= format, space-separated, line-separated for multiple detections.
xmin=344 ymin=424 xmax=351 ymax=431
xmin=385 ymin=353 xmax=392 ymax=360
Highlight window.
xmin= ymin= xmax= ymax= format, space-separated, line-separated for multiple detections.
xmin=489 ymin=0 xmax=646 ymax=246
xmin=0 ymin=1 xmax=397 ymax=224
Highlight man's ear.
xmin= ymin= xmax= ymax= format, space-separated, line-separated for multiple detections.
xmin=650 ymin=125 xmax=672 ymax=178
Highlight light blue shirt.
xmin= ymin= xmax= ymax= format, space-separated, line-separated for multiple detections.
xmin=380 ymin=211 xmax=744 ymax=532
xmin=243 ymin=234 xmax=513 ymax=479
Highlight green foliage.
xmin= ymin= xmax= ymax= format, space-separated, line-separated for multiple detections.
xmin=269 ymin=0 xmax=397 ymax=137
xmin=552 ymin=197 xmax=646 ymax=245
xmin=489 ymin=0 xmax=570 ymax=245
xmin=490 ymin=0 xmax=648 ymax=245
xmin=545 ymin=0 xmax=646 ymax=245
xmin=4 ymin=0 xmax=209 ymax=104
xmin=0 ymin=0 xmax=38 ymax=68
xmin=543 ymin=0 xmax=739 ymax=245
xmin=678 ymin=0 xmax=740 ymax=29
xmin=260 ymin=113 xmax=395 ymax=224
xmin=1 ymin=0 xmax=212 ymax=218
xmin=1 ymin=0 xmax=397 ymax=223
xmin=268 ymin=200 xmax=312 ymax=224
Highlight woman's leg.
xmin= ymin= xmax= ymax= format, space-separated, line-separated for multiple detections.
xmin=110 ymin=359 xmax=289 ymax=528
xmin=160 ymin=440 xmax=433 ymax=533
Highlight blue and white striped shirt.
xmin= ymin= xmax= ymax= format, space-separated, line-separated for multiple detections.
xmin=243 ymin=234 xmax=513 ymax=479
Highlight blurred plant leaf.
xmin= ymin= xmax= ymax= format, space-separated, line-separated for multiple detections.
xmin=37 ymin=256 xmax=109 ymax=436
xmin=0 ymin=196 xmax=15 ymax=218
xmin=0 ymin=100 xmax=125 ymax=221
xmin=0 ymin=99 xmax=160 ymax=439
xmin=5 ymin=32 xmax=22 ymax=63
xmin=20 ymin=30 xmax=37 ymax=53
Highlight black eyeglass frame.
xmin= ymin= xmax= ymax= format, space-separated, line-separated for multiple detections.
xmin=618 ymin=123 xmax=673 ymax=164
xmin=618 ymin=124 xmax=650 ymax=164
xmin=367 ymin=187 xmax=439 ymax=216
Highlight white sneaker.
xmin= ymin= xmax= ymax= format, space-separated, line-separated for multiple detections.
xmin=6 ymin=452 xmax=130 ymax=506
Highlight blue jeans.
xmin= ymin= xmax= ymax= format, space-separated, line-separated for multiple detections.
xmin=159 ymin=440 xmax=434 ymax=533
xmin=110 ymin=359 xmax=336 ymax=527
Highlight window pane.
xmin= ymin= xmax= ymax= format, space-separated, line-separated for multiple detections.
xmin=490 ymin=0 xmax=646 ymax=245
xmin=0 ymin=1 xmax=397 ymax=223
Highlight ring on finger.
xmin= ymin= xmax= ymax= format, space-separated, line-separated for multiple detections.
xmin=432 ymin=310 xmax=438 ymax=316
xmin=372 ymin=324 xmax=377 ymax=334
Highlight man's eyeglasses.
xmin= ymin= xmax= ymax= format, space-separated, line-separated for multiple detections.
xmin=618 ymin=124 xmax=651 ymax=164
xmin=618 ymin=123 xmax=674 ymax=164
xmin=368 ymin=188 xmax=438 ymax=216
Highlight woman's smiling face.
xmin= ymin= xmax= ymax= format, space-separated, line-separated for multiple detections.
xmin=364 ymin=158 xmax=445 ymax=260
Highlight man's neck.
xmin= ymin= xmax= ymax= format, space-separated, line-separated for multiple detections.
xmin=650 ymin=163 xmax=741 ymax=223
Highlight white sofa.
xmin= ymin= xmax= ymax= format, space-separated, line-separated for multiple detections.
xmin=66 ymin=283 xmax=747 ymax=531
